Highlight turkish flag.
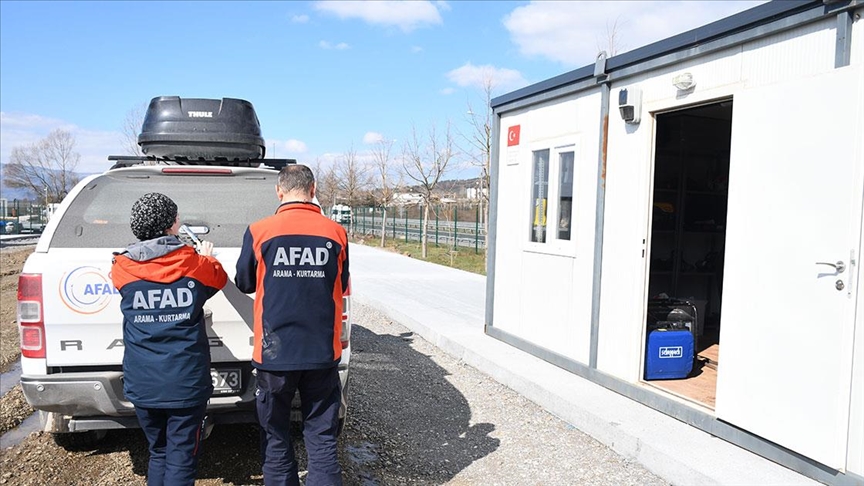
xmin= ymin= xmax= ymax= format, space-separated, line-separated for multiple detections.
xmin=507 ymin=125 xmax=521 ymax=147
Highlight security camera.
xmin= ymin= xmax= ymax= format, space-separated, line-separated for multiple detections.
xmin=619 ymin=87 xmax=642 ymax=124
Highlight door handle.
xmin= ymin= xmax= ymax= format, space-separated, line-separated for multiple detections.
xmin=816 ymin=261 xmax=846 ymax=273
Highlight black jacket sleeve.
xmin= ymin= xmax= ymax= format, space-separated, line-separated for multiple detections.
xmin=234 ymin=227 xmax=257 ymax=294
xmin=341 ymin=242 xmax=350 ymax=293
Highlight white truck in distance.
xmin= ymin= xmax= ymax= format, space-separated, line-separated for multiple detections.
xmin=330 ymin=204 xmax=352 ymax=224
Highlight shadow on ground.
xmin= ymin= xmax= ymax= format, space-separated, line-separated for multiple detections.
xmin=341 ymin=324 xmax=500 ymax=484
xmin=0 ymin=321 xmax=498 ymax=485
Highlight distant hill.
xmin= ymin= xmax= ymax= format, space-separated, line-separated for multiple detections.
xmin=404 ymin=177 xmax=484 ymax=198
xmin=0 ymin=185 xmax=36 ymax=202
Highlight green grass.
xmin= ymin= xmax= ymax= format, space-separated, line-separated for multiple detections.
xmin=351 ymin=236 xmax=487 ymax=276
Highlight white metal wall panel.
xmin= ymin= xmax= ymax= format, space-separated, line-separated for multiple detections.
xmin=517 ymin=251 xmax=576 ymax=356
xmin=741 ymin=18 xmax=837 ymax=88
xmin=636 ymin=49 xmax=744 ymax=107
xmin=492 ymin=93 xmax=600 ymax=364
xmin=594 ymin=95 xmax=653 ymax=380
xmin=493 ymin=110 xmax=530 ymax=338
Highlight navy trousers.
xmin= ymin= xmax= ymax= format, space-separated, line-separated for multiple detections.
xmin=256 ymin=367 xmax=342 ymax=486
xmin=135 ymin=403 xmax=208 ymax=486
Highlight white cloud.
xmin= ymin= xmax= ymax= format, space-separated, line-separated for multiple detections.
xmin=446 ymin=63 xmax=527 ymax=92
xmin=440 ymin=87 xmax=456 ymax=95
xmin=291 ymin=14 xmax=309 ymax=23
xmin=411 ymin=45 xmax=423 ymax=54
xmin=266 ymin=139 xmax=308 ymax=157
xmin=285 ymin=140 xmax=307 ymax=153
xmin=434 ymin=1 xmax=451 ymax=13
xmin=363 ymin=132 xmax=384 ymax=145
xmin=0 ymin=112 xmax=124 ymax=175
xmin=0 ymin=112 xmax=67 ymax=130
xmin=314 ymin=1 xmax=445 ymax=33
xmin=319 ymin=40 xmax=350 ymax=50
xmin=503 ymin=1 xmax=768 ymax=67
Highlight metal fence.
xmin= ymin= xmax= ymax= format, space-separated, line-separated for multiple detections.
xmin=349 ymin=204 xmax=487 ymax=254
xmin=0 ymin=200 xmax=49 ymax=235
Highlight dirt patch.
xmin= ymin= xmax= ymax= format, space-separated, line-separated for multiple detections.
xmin=1 ymin=247 xmax=32 ymax=373
xmin=0 ymin=385 xmax=33 ymax=436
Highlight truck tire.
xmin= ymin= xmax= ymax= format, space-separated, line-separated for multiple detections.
xmin=51 ymin=430 xmax=107 ymax=451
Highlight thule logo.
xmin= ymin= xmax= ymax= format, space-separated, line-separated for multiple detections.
xmin=188 ymin=111 xmax=213 ymax=118
xmin=659 ymin=346 xmax=683 ymax=359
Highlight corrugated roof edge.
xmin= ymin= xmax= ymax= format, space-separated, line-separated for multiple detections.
xmin=491 ymin=0 xmax=821 ymax=108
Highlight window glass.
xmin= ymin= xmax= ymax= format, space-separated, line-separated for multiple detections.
xmin=530 ymin=149 xmax=549 ymax=243
xmin=51 ymin=170 xmax=280 ymax=248
xmin=557 ymin=151 xmax=574 ymax=240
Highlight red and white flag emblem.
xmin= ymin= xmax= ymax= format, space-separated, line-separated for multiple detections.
xmin=507 ymin=125 xmax=521 ymax=147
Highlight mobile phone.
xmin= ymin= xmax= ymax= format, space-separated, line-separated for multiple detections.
xmin=180 ymin=224 xmax=202 ymax=246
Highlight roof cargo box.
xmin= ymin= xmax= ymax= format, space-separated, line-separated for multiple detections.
xmin=138 ymin=96 xmax=265 ymax=160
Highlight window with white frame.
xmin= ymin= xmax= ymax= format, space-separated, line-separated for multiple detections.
xmin=528 ymin=143 xmax=577 ymax=247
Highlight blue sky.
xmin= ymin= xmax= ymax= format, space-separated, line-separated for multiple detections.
xmin=1 ymin=1 xmax=765 ymax=178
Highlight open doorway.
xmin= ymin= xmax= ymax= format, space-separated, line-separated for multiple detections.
xmin=643 ymin=100 xmax=732 ymax=409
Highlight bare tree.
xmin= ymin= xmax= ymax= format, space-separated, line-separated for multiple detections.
xmin=3 ymin=129 xmax=82 ymax=203
xmin=401 ymin=122 xmax=456 ymax=258
xmin=333 ymin=147 xmax=371 ymax=236
xmin=370 ymin=137 xmax=401 ymax=247
xmin=462 ymin=74 xmax=494 ymax=248
xmin=597 ymin=15 xmax=627 ymax=57
xmin=312 ymin=157 xmax=338 ymax=210
xmin=121 ymin=102 xmax=147 ymax=156
xmin=335 ymin=146 xmax=370 ymax=208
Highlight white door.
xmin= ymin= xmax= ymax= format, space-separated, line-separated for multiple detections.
xmin=716 ymin=65 xmax=863 ymax=469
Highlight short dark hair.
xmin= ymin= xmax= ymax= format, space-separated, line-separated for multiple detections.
xmin=278 ymin=164 xmax=315 ymax=194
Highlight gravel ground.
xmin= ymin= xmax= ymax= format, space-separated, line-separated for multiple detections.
xmin=0 ymin=386 xmax=31 ymax=436
xmin=0 ymin=242 xmax=666 ymax=485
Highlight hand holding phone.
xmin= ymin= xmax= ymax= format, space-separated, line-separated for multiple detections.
xmin=180 ymin=225 xmax=215 ymax=256
xmin=179 ymin=225 xmax=202 ymax=245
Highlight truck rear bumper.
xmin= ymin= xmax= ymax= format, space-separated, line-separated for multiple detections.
xmin=20 ymin=371 xmax=259 ymax=417
xmin=21 ymin=372 xmax=132 ymax=417
xmin=21 ymin=365 xmax=348 ymax=431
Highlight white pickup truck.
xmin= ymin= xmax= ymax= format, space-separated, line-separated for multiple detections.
xmin=16 ymin=97 xmax=351 ymax=448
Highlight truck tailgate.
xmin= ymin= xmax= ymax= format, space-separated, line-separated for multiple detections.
xmin=37 ymin=248 xmax=252 ymax=367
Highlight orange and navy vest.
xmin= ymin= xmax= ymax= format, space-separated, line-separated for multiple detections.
xmin=112 ymin=237 xmax=228 ymax=408
xmin=235 ymin=202 xmax=349 ymax=371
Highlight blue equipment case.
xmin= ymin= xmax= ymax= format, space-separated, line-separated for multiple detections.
xmin=644 ymin=329 xmax=694 ymax=380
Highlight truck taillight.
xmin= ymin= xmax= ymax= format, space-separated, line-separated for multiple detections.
xmin=340 ymin=291 xmax=352 ymax=350
xmin=17 ymin=274 xmax=45 ymax=359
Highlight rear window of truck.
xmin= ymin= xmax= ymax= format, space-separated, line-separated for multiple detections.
xmin=50 ymin=170 xmax=279 ymax=248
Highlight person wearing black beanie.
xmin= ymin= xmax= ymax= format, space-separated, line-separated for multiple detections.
xmin=112 ymin=192 xmax=228 ymax=486
xmin=130 ymin=192 xmax=179 ymax=241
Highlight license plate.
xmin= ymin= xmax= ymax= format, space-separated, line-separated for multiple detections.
xmin=210 ymin=368 xmax=242 ymax=395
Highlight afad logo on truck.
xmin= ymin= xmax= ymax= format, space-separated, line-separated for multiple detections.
xmin=59 ymin=266 xmax=119 ymax=314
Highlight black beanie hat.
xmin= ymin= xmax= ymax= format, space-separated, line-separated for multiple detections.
xmin=130 ymin=193 xmax=178 ymax=241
